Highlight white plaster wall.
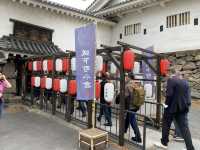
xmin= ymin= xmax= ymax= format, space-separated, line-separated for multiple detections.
xmin=111 ymin=0 xmax=200 ymax=53
xmin=0 ymin=0 xmax=112 ymax=51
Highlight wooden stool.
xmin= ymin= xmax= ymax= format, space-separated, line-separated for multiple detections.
xmin=79 ymin=128 xmax=108 ymax=150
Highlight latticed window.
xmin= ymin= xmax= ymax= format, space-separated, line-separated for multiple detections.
xmin=167 ymin=11 xmax=190 ymax=28
xmin=124 ymin=23 xmax=141 ymax=36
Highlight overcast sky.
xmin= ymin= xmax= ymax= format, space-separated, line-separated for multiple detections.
xmin=49 ymin=0 xmax=95 ymax=10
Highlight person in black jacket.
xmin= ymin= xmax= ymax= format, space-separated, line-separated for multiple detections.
xmin=155 ymin=72 xmax=195 ymax=150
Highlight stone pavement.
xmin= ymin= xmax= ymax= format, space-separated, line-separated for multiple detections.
xmin=0 ymin=104 xmax=200 ymax=150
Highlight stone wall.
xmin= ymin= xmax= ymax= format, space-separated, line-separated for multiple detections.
xmin=167 ymin=50 xmax=200 ymax=99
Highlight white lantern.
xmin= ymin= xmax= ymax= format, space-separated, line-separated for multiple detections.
xmin=43 ymin=60 xmax=48 ymax=71
xmin=95 ymin=55 xmax=103 ymax=72
xmin=71 ymin=57 xmax=76 ymax=72
xmin=133 ymin=62 xmax=140 ymax=74
xmin=144 ymin=84 xmax=153 ymax=98
xmin=60 ymin=79 xmax=67 ymax=93
xmin=46 ymin=78 xmax=52 ymax=90
xmin=104 ymin=83 xmax=114 ymax=102
xmin=33 ymin=61 xmax=37 ymax=71
xmin=55 ymin=59 xmax=62 ymax=72
xmin=110 ymin=63 xmax=117 ymax=74
xmin=35 ymin=76 xmax=40 ymax=87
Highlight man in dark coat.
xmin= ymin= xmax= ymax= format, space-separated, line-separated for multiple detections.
xmin=156 ymin=73 xmax=195 ymax=150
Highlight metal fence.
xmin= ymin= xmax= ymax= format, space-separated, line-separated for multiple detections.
xmin=23 ymin=90 xmax=166 ymax=150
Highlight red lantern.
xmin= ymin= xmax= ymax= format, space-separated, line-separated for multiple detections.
xmin=31 ymin=76 xmax=35 ymax=87
xmin=68 ymin=80 xmax=77 ymax=95
xmin=47 ymin=59 xmax=53 ymax=72
xmin=123 ymin=49 xmax=135 ymax=71
xmin=95 ymin=81 xmax=101 ymax=100
xmin=160 ymin=59 xmax=170 ymax=76
xmin=28 ymin=61 xmax=32 ymax=71
xmin=63 ymin=58 xmax=70 ymax=73
xmin=41 ymin=77 xmax=46 ymax=89
xmin=37 ymin=61 xmax=42 ymax=71
xmin=53 ymin=79 xmax=60 ymax=92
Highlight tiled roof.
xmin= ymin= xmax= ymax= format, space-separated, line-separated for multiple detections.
xmin=0 ymin=35 xmax=63 ymax=56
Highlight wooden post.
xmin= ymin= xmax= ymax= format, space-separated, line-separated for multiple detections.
xmin=118 ymin=47 xmax=125 ymax=146
xmin=156 ymin=56 xmax=162 ymax=127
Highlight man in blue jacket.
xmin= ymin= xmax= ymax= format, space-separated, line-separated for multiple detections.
xmin=156 ymin=72 xmax=195 ymax=150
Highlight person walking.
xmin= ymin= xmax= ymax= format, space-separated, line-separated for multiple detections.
xmin=97 ymin=72 xmax=112 ymax=126
xmin=124 ymin=74 xmax=143 ymax=143
xmin=155 ymin=71 xmax=195 ymax=150
xmin=0 ymin=72 xmax=12 ymax=119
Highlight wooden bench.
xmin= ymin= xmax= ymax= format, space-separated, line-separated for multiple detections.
xmin=79 ymin=128 xmax=108 ymax=150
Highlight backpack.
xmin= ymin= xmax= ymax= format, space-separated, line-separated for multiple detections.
xmin=132 ymin=87 xmax=145 ymax=109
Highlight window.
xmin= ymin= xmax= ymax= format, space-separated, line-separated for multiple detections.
xmin=160 ymin=25 xmax=164 ymax=32
xmin=10 ymin=19 xmax=53 ymax=42
xmin=194 ymin=18 xmax=198 ymax=26
xmin=124 ymin=23 xmax=141 ymax=36
xmin=119 ymin=33 xmax=122 ymax=39
xmin=144 ymin=29 xmax=147 ymax=35
xmin=166 ymin=11 xmax=190 ymax=28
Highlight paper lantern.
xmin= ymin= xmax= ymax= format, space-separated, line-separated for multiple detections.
xmin=33 ymin=61 xmax=42 ymax=71
xmin=104 ymin=83 xmax=114 ymax=102
xmin=123 ymin=49 xmax=135 ymax=71
xmin=53 ymin=79 xmax=60 ymax=92
xmin=28 ymin=61 xmax=32 ymax=71
xmin=62 ymin=58 xmax=70 ymax=73
xmin=144 ymin=84 xmax=153 ymax=98
xmin=133 ymin=62 xmax=140 ymax=74
xmin=47 ymin=59 xmax=53 ymax=72
xmin=110 ymin=63 xmax=117 ymax=74
xmin=71 ymin=57 xmax=76 ymax=72
xmin=68 ymin=80 xmax=77 ymax=95
xmin=43 ymin=60 xmax=48 ymax=71
xmin=55 ymin=58 xmax=62 ymax=72
xmin=60 ymin=79 xmax=67 ymax=93
xmin=41 ymin=77 xmax=46 ymax=89
xmin=31 ymin=76 xmax=35 ymax=87
xmin=46 ymin=78 xmax=52 ymax=90
xmin=95 ymin=80 xmax=101 ymax=100
xmin=96 ymin=55 xmax=103 ymax=72
xmin=35 ymin=77 xmax=40 ymax=87
xmin=160 ymin=59 xmax=170 ymax=76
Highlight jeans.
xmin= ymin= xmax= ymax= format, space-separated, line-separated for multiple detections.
xmin=125 ymin=110 xmax=141 ymax=140
xmin=79 ymin=101 xmax=86 ymax=115
xmin=161 ymin=110 xmax=195 ymax=150
xmin=104 ymin=104 xmax=112 ymax=124
xmin=0 ymin=100 xmax=4 ymax=119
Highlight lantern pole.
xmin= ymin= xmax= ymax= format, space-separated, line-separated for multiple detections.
xmin=118 ymin=46 xmax=125 ymax=146
xmin=66 ymin=54 xmax=72 ymax=122
xmin=156 ymin=56 xmax=162 ymax=128
xmin=52 ymin=56 xmax=56 ymax=115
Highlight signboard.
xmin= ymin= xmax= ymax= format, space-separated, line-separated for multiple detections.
xmin=75 ymin=23 xmax=96 ymax=100
xmin=142 ymin=46 xmax=156 ymax=98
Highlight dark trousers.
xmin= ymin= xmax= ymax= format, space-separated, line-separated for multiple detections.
xmin=79 ymin=101 xmax=86 ymax=115
xmin=161 ymin=110 xmax=195 ymax=150
xmin=98 ymin=103 xmax=112 ymax=124
xmin=125 ymin=110 xmax=141 ymax=139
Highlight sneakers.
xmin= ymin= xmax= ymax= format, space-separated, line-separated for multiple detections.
xmin=173 ymin=136 xmax=184 ymax=142
xmin=154 ymin=142 xmax=167 ymax=149
xmin=131 ymin=137 xmax=142 ymax=143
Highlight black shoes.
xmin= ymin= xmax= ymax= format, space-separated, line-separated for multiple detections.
xmin=131 ymin=137 xmax=142 ymax=143
xmin=104 ymin=123 xmax=112 ymax=126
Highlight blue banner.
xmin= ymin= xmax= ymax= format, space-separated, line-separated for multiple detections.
xmin=75 ymin=23 xmax=96 ymax=100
